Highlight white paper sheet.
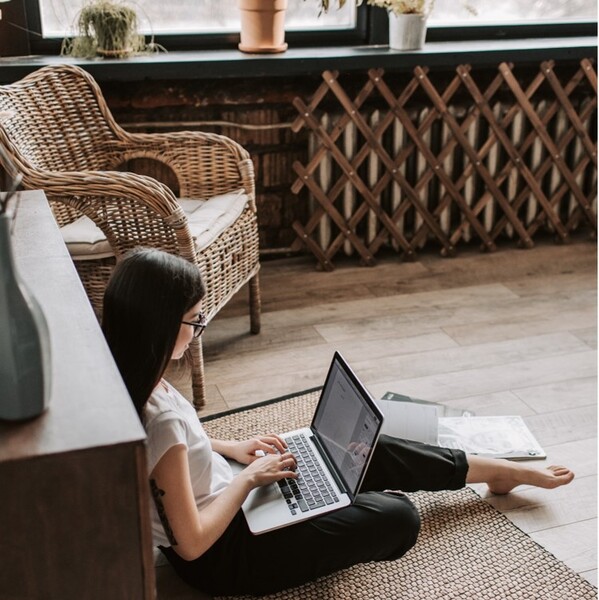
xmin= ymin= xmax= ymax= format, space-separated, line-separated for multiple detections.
xmin=437 ymin=416 xmax=546 ymax=459
xmin=376 ymin=399 xmax=439 ymax=445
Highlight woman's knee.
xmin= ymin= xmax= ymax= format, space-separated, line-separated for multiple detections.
xmin=385 ymin=492 xmax=421 ymax=542
xmin=356 ymin=492 xmax=421 ymax=559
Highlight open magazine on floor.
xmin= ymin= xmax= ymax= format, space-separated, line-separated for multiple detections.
xmin=377 ymin=391 xmax=546 ymax=461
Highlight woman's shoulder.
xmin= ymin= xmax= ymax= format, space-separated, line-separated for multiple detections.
xmin=144 ymin=382 xmax=196 ymax=428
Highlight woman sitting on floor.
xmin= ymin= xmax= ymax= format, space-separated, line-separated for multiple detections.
xmin=101 ymin=248 xmax=575 ymax=597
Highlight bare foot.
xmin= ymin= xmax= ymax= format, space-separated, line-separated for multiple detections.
xmin=487 ymin=464 xmax=575 ymax=495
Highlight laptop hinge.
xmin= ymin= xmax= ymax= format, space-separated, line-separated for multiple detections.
xmin=310 ymin=432 xmax=351 ymax=499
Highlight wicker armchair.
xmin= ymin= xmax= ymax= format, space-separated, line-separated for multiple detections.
xmin=0 ymin=64 xmax=261 ymax=409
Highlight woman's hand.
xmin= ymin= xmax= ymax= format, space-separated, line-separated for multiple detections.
xmin=215 ymin=435 xmax=288 ymax=465
xmin=150 ymin=444 xmax=294 ymax=562
xmin=240 ymin=452 xmax=298 ymax=488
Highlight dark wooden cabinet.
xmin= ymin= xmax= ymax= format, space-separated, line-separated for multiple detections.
xmin=0 ymin=192 xmax=154 ymax=599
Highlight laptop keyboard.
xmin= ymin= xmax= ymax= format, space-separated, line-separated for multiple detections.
xmin=277 ymin=433 xmax=340 ymax=515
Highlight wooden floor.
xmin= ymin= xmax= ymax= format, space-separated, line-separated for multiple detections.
xmin=161 ymin=235 xmax=597 ymax=596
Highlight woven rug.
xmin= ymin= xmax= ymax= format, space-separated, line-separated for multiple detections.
xmin=203 ymin=389 xmax=597 ymax=600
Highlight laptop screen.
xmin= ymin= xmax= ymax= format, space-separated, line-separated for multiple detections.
xmin=311 ymin=352 xmax=383 ymax=498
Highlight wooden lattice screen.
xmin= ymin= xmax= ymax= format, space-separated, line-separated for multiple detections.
xmin=290 ymin=59 xmax=597 ymax=270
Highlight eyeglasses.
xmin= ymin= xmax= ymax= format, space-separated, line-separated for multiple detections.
xmin=181 ymin=312 xmax=208 ymax=339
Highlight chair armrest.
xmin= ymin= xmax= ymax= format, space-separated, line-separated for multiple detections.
xmin=111 ymin=130 xmax=256 ymax=211
xmin=28 ymin=169 xmax=197 ymax=263
xmin=38 ymin=169 xmax=177 ymax=212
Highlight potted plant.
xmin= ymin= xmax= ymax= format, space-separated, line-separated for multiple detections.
xmin=238 ymin=0 xmax=288 ymax=54
xmin=319 ymin=0 xmax=475 ymax=51
xmin=61 ymin=0 xmax=157 ymax=59
xmin=369 ymin=0 xmax=433 ymax=50
xmin=321 ymin=0 xmax=432 ymax=11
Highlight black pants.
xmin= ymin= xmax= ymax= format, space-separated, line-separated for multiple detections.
xmin=161 ymin=436 xmax=469 ymax=596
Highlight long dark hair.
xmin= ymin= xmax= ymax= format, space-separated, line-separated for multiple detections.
xmin=102 ymin=248 xmax=206 ymax=417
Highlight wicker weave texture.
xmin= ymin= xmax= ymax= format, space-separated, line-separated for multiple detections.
xmin=203 ymin=391 xmax=597 ymax=600
xmin=0 ymin=65 xmax=261 ymax=407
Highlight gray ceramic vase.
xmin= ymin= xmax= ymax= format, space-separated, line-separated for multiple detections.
xmin=0 ymin=212 xmax=51 ymax=420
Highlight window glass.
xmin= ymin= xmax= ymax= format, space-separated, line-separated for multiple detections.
xmin=429 ymin=0 xmax=597 ymax=24
xmin=38 ymin=0 xmax=356 ymax=38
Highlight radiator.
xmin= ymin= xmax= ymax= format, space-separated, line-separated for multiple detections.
xmin=307 ymin=100 xmax=597 ymax=255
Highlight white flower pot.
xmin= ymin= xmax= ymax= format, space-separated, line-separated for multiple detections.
xmin=388 ymin=12 xmax=427 ymax=51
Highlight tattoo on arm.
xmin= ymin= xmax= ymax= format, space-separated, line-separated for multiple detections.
xmin=150 ymin=479 xmax=178 ymax=546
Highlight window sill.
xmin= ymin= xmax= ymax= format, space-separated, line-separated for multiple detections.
xmin=0 ymin=36 xmax=595 ymax=83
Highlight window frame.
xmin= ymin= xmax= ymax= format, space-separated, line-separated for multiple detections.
xmin=426 ymin=21 xmax=598 ymax=42
xmin=22 ymin=0 xmax=599 ymax=55
xmin=24 ymin=1 xmax=371 ymax=54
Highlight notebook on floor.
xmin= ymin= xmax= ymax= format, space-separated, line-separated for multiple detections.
xmin=228 ymin=351 xmax=384 ymax=535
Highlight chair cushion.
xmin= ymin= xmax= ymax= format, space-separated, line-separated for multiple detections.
xmin=179 ymin=188 xmax=248 ymax=251
xmin=59 ymin=213 xmax=113 ymax=259
xmin=60 ymin=188 xmax=249 ymax=260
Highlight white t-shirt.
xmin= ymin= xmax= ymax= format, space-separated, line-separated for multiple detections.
xmin=143 ymin=381 xmax=234 ymax=548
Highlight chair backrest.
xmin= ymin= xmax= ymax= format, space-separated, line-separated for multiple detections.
xmin=0 ymin=65 xmax=134 ymax=226
xmin=0 ymin=65 xmax=123 ymax=175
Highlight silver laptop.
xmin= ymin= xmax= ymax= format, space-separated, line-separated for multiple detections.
xmin=229 ymin=351 xmax=384 ymax=535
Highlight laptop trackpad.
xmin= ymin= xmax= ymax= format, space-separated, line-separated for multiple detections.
xmin=245 ymin=483 xmax=281 ymax=508
xmin=228 ymin=460 xmax=282 ymax=503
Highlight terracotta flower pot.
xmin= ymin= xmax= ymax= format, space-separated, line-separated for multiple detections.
xmin=238 ymin=0 xmax=288 ymax=54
